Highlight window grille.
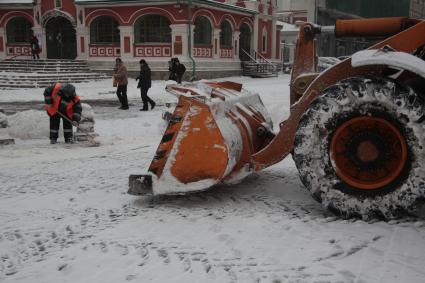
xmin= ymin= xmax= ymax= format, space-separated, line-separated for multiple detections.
xmin=134 ymin=15 xmax=171 ymax=43
xmin=90 ymin=16 xmax=120 ymax=44
xmin=220 ymin=21 xmax=232 ymax=48
xmin=6 ymin=17 xmax=32 ymax=43
xmin=194 ymin=16 xmax=212 ymax=45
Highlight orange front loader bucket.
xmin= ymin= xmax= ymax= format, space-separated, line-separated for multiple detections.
xmin=128 ymin=81 xmax=275 ymax=195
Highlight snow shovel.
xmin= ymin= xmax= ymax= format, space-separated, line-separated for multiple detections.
xmin=53 ymin=109 xmax=100 ymax=147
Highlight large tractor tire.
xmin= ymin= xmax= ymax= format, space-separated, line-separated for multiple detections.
xmin=293 ymin=77 xmax=425 ymax=219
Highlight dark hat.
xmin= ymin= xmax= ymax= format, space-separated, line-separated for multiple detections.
xmin=60 ymin=83 xmax=76 ymax=97
xmin=139 ymin=59 xmax=146 ymax=64
xmin=115 ymin=57 xmax=122 ymax=63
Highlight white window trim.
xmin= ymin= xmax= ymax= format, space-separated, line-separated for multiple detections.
xmin=55 ymin=0 xmax=62 ymax=9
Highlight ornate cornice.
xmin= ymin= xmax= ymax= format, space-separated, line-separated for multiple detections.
xmin=42 ymin=9 xmax=77 ymax=27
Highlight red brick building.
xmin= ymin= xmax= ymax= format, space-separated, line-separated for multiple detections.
xmin=0 ymin=0 xmax=281 ymax=77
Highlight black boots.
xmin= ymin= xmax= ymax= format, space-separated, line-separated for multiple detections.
xmin=140 ymin=101 xmax=155 ymax=111
xmin=50 ymin=139 xmax=74 ymax=144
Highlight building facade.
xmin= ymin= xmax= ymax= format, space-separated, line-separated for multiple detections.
xmin=0 ymin=0 xmax=281 ymax=78
xmin=277 ymin=0 xmax=326 ymax=23
xmin=411 ymin=0 xmax=425 ymax=18
xmin=317 ymin=0 xmax=410 ymax=57
xmin=278 ymin=0 xmax=417 ymax=61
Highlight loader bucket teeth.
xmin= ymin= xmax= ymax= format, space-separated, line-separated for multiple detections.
xmin=161 ymin=133 xmax=174 ymax=143
xmin=128 ymin=174 xmax=153 ymax=195
xmin=154 ymin=149 xmax=167 ymax=160
xmin=170 ymin=115 xmax=182 ymax=124
xmin=130 ymin=82 xmax=274 ymax=195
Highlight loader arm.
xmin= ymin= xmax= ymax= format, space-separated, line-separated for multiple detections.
xmin=252 ymin=18 xmax=425 ymax=170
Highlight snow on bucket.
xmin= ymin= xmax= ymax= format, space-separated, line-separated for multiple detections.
xmin=129 ymin=81 xmax=274 ymax=195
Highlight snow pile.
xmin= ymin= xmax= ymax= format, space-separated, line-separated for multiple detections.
xmin=0 ymin=112 xmax=8 ymax=128
xmin=211 ymin=92 xmax=272 ymax=182
xmin=81 ymin=103 xmax=95 ymax=121
xmin=318 ymin=57 xmax=341 ymax=72
xmin=7 ymin=110 xmax=49 ymax=139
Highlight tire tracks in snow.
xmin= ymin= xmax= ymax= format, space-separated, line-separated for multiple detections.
xmin=0 ymin=184 xmax=322 ymax=280
xmin=1 ymin=149 xmax=425 ymax=281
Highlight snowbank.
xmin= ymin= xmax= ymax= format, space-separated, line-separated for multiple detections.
xmin=7 ymin=110 xmax=48 ymax=139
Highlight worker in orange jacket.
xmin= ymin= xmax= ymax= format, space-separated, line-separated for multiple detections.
xmin=44 ymin=83 xmax=82 ymax=144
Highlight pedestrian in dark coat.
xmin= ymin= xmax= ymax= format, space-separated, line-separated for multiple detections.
xmin=168 ymin=58 xmax=186 ymax=84
xmin=30 ymin=33 xmax=40 ymax=60
xmin=44 ymin=83 xmax=82 ymax=144
xmin=113 ymin=58 xmax=129 ymax=110
xmin=136 ymin=59 xmax=155 ymax=111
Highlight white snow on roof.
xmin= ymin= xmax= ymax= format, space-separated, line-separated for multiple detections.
xmin=73 ymin=0 xmax=256 ymax=13
xmin=281 ymin=22 xmax=299 ymax=32
xmin=0 ymin=0 xmax=33 ymax=4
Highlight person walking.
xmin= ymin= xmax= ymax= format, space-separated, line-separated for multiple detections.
xmin=44 ymin=83 xmax=82 ymax=144
xmin=136 ymin=59 xmax=155 ymax=111
xmin=168 ymin=58 xmax=186 ymax=84
xmin=113 ymin=58 xmax=129 ymax=110
xmin=30 ymin=33 xmax=40 ymax=60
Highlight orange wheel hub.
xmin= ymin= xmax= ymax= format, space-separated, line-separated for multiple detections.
xmin=330 ymin=116 xmax=407 ymax=190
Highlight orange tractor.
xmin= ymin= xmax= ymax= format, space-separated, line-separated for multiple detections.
xmin=129 ymin=17 xmax=425 ymax=219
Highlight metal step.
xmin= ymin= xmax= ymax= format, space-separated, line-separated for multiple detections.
xmin=241 ymin=60 xmax=278 ymax=78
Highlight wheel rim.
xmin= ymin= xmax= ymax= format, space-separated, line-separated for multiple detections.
xmin=330 ymin=116 xmax=407 ymax=190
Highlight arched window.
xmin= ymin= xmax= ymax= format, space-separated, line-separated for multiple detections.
xmin=134 ymin=14 xmax=171 ymax=43
xmin=90 ymin=16 xmax=120 ymax=44
xmin=219 ymin=20 xmax=232 ymax=48
xmin=194 ymin=16 xmax=212 ymax=45
xmin=239 ymin=23 xmax=251 ymax=60
xmin=6 ymin=17 xmax=32 ymax=43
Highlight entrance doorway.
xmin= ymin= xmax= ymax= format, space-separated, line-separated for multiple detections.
xmin=239 ymin=23 xmax=251 ymax=61
xmin=45 ymin=17 xmax=77 ymax=59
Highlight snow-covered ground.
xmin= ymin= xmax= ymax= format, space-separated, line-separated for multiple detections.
xmin=1 ymin=75 xmax=425 ymax=283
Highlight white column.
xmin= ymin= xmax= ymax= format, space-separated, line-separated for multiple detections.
xmin=213 ymin=28 xmax=221 ymax=59
xmin=189 ymin=25 xmax=195 ymax=60
xmin=0 ymin=27 xmax=5 ymax=59
xmin=233 ymin=30 xmax=240 ymax=60
xmin=32 ymin=4 xmax=42 ymax=29
xmin=76 ymin=26 xmax=89 ymax=60
xmin=75 ymin=6 xmax=87 ymax=60
xmin=271 ymin=18 xmax=277 ymax=59
xmin=118 ymin=25 xmax=133 ymax=61
xmin=253 ymin=15 xmax=259 ymax=53
xmin=170 ymin=24 xmax=190 ymax=60
xmin=32 ymin=1 xmax=44 ymax=59
xmin=32 ymin=26 xmax=44 ymax=59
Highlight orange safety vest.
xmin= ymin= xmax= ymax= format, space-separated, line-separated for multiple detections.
xmin=45 ymin=82 xmax=80 ymax=119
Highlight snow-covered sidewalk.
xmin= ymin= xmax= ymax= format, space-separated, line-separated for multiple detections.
xmin=1 ymin=75 xmax=425 ymax=283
